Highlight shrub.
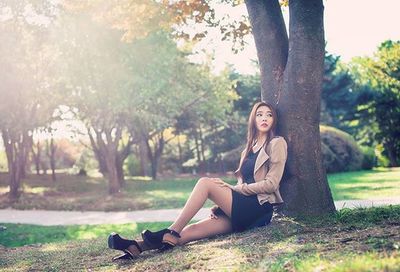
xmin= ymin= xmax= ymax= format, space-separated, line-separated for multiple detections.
xmin=74 ymin=148 xmax=98 ymax=172
xmin=320 ymin=125 xmax=364 ymax=173
xmin=360 ymin=146 xmax=376 ymax=170
xmin=125 ymin=154 xmax=141 ymax=176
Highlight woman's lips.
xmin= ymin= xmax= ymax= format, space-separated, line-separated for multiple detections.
xmin=261 ymin=123 xmax=268 ymax=127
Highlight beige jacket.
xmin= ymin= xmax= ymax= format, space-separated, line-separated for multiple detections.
xmin=230 ymin=136 xmax=288 ymax=206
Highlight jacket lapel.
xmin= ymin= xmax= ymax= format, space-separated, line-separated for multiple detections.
xmin=254 ymin=146 xmax=269 ymax=175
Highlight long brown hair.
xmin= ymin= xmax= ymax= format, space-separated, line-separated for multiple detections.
xmin=235 ymin=101 xmax=278 ymax=175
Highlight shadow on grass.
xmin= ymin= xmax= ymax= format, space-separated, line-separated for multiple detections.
xmin=1 ymin=206 xmax=399 ymax=271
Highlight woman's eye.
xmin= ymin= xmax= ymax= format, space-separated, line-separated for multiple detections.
xmin=256 ymin=113 xmax=262 ymax=117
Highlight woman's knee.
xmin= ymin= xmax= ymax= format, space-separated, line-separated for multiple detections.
xmin=197 ymin=177 xmax=211 ymax=187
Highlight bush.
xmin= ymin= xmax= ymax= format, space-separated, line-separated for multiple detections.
xmin=320 ymin=125 xmax=364 ymax=173
xmin=125 ymin=154 xmax=141 ymax=176
xmin=375 ymin=143 xmax=391 ymax=167
xmin=74 ymin=148 xmax=98 ymax=172
xmin=0 ymin=151 xmax=8 ymax=171
xmin=360 ymin=146 xmax=376 ymax=170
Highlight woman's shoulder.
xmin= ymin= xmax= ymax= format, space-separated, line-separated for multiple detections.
xmin=268 ymin=136 xmax=288 ymax=158
xmin=269 ymin=136 xmax=287 ymax=145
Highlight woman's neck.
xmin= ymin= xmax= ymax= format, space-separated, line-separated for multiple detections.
xmin=255 ymin=134 xmax=267 ymax=147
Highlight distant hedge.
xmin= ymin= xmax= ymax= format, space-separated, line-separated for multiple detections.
xmin=220 ymin=125 xmax=367 ymax=174
xmin=320 ymin=125 xmax=364 ymax=173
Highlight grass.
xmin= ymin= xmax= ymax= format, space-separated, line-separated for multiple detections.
xmin=0 ymin=167 xmax=399 ymax=211
xmin=328 ymin=167 xmax=400 ymax=200
xmin=0 ymin=222 xmax=171 ymax=248
xmin=0 ymin=205 xmax=399 ymax=271
xmin=0 ymin=172 xmax=235 ymax=211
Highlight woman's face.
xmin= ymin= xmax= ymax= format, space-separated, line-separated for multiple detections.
xmin=255 ymin=105 xmax=274 ymax=134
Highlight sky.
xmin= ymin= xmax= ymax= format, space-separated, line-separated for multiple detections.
xmin=196 ymin=0 xmax=400 ymax=74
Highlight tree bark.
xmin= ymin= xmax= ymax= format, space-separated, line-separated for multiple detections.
xmin=177 ymin=132 xmax=183 ymax=173
xmin=20 ymin=131 xmax=30 ymax=179
xmin=246 ymin=0 xmax=336 ymax=216
xmin=2 ymin=129 xmax=27 ymax=200
xmin=384 ymin=140 xmax=399 ymax=167
xmin=88 ymin=130 xmax=108 ymax=175
xmin=116 ymin=139 xmax=133 ymax=186
xmin=47 ymin=136 xmax=57 ymax=182
xmin=245 ymin=0 xmax=288 ymax=104
xmin=138 ymin=136 xmax=149 ymax=176
xmin=31 ymin=140 xmax=41 ymax=175
xmin=198 ymin=126 xmax=207 ymax=172
xmin=93 ymin=127 xmax=122 ymax=194
xmin=144 ymin=132 xmax=165 ymax=180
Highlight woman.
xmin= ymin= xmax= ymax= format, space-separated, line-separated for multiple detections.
xmin=108 ymin=101 xmax=288 ymax=260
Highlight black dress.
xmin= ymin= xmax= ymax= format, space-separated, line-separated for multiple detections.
xmin=215 ymin=148 xmax=273 ymax=232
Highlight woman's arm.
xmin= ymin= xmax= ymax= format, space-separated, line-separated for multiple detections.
xmin=231 ymin=138 xmax=287 ymax=196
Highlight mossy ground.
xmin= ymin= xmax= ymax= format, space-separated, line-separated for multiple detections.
xmin=1 ymin=206 xmax=399 ymax=271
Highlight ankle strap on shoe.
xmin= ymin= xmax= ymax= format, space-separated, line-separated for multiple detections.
xmin=168 ymin=229 xmax=181 ymax=238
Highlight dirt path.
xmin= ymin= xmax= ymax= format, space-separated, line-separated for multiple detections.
xmin=0 ymin=198 xmax=399 ymax=226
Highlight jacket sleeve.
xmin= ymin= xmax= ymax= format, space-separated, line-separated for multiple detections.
xmin=231 ymin=138 xmax=287 ymax=196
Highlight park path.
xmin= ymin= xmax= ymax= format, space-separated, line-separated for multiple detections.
xmin=0 ymin=198 xmax=400 ymax=226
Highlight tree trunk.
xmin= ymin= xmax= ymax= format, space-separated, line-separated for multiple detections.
xmin=144 ymin=132 xmax=165 ymax=180
xmin=246 ymin=0 xmax=336 ymax=216
xmin=116 ymin=140 xmax=133 ymax=187
xmin=2 ymin=129 xmax=25 ymax=200
xmin=138 ymin=137 xmax=149 ymax=176
xmin=177 ymin=133 xmax=183 ymax=173
xmin=245 ymin=0 xmax=288 ymax=104
xmin=198 ymin=126 xmax=208 ymax=172
xmin=145 ymin=139 xmax=157 ymax=180
xmin=47 ymin=137 xmax=57 ymax=182
xmin=20 ymin=131 xmax=31 ymax=179
xmin=31 ymin=140 xmax=41 ymax=175
xmin=92 ymin=127 xmax=122 ymax=194
xmin=88 ymin=130 xmax=108 ymax=175
xmin=116 ymin=155 xmax=125 ymax=186
xmin=193 ymin=128 xmax=202 ymax=172
xmin=385 ymin=140 xmax=399 ymax=167
xmin=105 ymin=153 xmax=120 ymax=194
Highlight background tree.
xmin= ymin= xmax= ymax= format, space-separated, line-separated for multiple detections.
xmin=0 ymin=0 xmax=60 ymax=199
xmin=95 ymin=0 xmax=336 ymax=215
xmin=350 ymin=40 xmax=400 ymax=167
xmin=321 ymin=53 xmax=356 ymax=132
xmin=56 ymin=10 xmax=135 ymax=194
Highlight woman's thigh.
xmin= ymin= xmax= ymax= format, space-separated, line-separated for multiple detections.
xmin=178 ymin=215 xmax=233 ymax=245
xmin=200 ymin=178 xmax=233 ymax=217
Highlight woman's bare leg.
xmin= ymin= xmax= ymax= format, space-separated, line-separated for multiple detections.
xmin=132 ymin=177 xmax=232 ymax=253
xmin=132 ymin=215 xmax=232 ymax=254
xmin=177 ymin=215 xmax=233 ymax=245
xmin=168 ymin=177 xmax=233 ymax=234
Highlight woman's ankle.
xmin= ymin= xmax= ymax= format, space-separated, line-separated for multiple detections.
xmin=137 ymin=240 xmax=157 ymax=251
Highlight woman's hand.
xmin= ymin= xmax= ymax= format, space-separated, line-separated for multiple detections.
xmin=210 ymin=205 xmax=219 ymax=219
xmin=210 ymin=178 xmax=233 ymax=189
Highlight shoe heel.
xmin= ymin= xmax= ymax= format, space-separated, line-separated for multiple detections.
xmin=162 ymin=235 xmax=177 ymax=246
xmin=108 ymin=233 xmax=116 ymax=249
xmin=159 ymin=242 xmax=174 ymax=251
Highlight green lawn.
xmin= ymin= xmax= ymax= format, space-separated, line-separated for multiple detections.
xmin=0 ymin=206 xmax=399 ymax=271
xmin=0 ymin=167 xmax=399 ymax=211
xmin=328 ymin=167 xmax=400 ymax=200
xmin=0 ymin=222 xmax=171 ymax=248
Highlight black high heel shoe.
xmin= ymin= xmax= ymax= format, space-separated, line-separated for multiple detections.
xmin=108 ymin=233 xmax=142 ymax=258
xmin=112 ymin=252 xmax=133 ymax=261
xmin=141 ymin=228 xmax=181 ymax=250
